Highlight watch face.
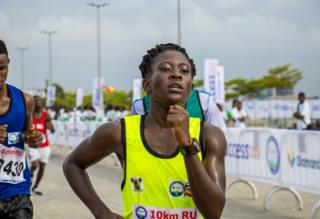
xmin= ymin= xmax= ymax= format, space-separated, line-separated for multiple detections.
xmin=191 ymin=138 xmax=200 ymax=152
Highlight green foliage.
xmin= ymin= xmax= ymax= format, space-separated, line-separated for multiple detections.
xmin=225 ymin=64 xmax=303 ymax=100
xmin=83 ymin=94 xmax=92 ymax=108
xmin=104 ymin=90 xmax=132 ymax=109
xmin=261 ymin=64 xmax=303 ymax=88
xmin=54 ymin=91 xmax=76 ymax=110
xmin=52 ymin=83 xmax=65 ymax=98
xmin=192 ymin=79 xmax=203 ymax=88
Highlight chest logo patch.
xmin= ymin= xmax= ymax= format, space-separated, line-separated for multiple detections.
xmin=169 ymin=181 xmax=192 ymax=197
xmin=131 ymin=177 xmax=144 ymax=193
xmin=7 ymin=132 xmax=21 ymax=145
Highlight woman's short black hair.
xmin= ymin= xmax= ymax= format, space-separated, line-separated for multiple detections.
xmin=0 ymin=39 xmax=8 ymax=57
xmin=139 ymin=43 xmax=196 ymax=79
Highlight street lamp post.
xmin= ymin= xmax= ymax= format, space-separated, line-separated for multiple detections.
xmin=177 ymin=0 xmax=182 ymax=45
xmin=16 ymin=47 xmax=28 ymax=91
xmin=87 ymin=2 xmax=110 ymax=86
xmin=41 ymin=30 xmax=58 ymax=86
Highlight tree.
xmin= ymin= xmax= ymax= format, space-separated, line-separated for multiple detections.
xmin=192 ymin=79 xmax=203 ymax=88
xmin=104 ymin=90 xmax=132 ymax=109
xmin=54 ymin=91 xmax=76 ymax=110
xmin=261 ymin=64 xmax=303 ymax=89
xmin=225 ymin=64 xmax=303 ymax=99
xmin=52 ymin=83 xmax=65 ymax=98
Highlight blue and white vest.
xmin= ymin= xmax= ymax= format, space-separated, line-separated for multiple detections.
xmin=0 ymin=84 xmax=30 ymax=199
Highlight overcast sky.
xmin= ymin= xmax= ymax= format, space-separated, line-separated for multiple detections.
xmin=1 ymin=0 xmax=319 ymax=96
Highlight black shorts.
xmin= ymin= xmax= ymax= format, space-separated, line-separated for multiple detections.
xmin=0 ymin=194 xmax=33 ymax=219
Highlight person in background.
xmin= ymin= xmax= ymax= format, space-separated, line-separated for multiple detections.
xmin=28 ymin=95 xmax=55 ymax=195
xmin=293 ymin=92 xmax=311 ymax=130
xmin=131 ymin=90 xmax=226 ymax=133
xmin=232 ymin=99 xmax=247 ymax=128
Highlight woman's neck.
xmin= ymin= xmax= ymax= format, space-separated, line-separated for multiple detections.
xmin=146 ymin=101 xmax=171 ymax=128
xmin=0 ymin=84 xmax=8 ymax=99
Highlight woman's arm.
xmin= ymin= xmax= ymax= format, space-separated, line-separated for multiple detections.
xmin=63 ymin=121 xmax=124 ymax=219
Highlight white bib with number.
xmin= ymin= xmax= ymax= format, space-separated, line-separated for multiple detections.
xmin=0 ymin=144 xmax=26 ymax=184
xmin=133 ymin=204 xmax=200 ymax=219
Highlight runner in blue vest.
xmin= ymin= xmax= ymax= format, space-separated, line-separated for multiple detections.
xmin=0 ymin=39 xmax=42 ymax=219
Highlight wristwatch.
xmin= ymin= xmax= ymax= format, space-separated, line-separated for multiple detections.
xmin=179 ymin=138 xmax=200 ymax=156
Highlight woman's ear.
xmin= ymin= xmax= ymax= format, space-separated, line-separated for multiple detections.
xmin=142 ymin=79 xmax=152 ymax=94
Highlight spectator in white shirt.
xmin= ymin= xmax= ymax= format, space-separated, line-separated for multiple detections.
xmin=232 ymin=99 xmax=247 ymax=128
xmin=293 ymin=92 xmax=311 ymax=130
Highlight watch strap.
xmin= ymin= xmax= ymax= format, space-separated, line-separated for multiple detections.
xmin=179 ymin=138 xmax=200 ymax=156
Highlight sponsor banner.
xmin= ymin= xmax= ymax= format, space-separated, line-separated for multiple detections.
xmin=215 ymin=65 xmax=225 ymax=105
xmin=46 ymin=85 xmax=56 ymax=107
xmin=76 ymin=88 xmax=84 ymax=107
xmin=280 ymin=131 xmax=320 ymax=193
xmin=225 ymin=129 xmax=282 ymax=184
xmin=226 ymin=128 xmax=320 ymax=194
xmin=132 ymin=78 xmax=142 ymax=103
xmin=48 ymin=121 xmax=100 ymax=148
xmin=204 ymin=59 xmax=218 ymax=98
xmin=203 ymin=59 xmax=225 ymax=104
xmin=224 ymin=128 xmax=242 ymax=176
xmin=92 ymin=77 xmax=104 ymax=112
xmin=227 ymin=99 xmax=320 ymax=119
xmin=309 ymin=99 xmax=320 ymax=118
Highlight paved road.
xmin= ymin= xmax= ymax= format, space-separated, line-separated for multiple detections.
xmin=31 ymin=150 xmax=319 ymax=219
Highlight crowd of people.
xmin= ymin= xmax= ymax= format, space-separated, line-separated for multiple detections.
xmin=216 ymin=92 xmax=317 ymax=131
xmin=47 ymin=104 xmax=130 ymax=123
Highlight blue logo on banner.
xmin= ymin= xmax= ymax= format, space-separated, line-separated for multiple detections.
xmin=266 ymin=136 xmax=280 ymax=175
xmin=246 ymin=101 xmax=255 ymax=110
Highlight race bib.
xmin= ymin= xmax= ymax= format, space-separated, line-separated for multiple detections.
xmin=0 ymin=144 xmax=26 ymax=184
xmin=133 ymin=204 xmax=200 ymax=219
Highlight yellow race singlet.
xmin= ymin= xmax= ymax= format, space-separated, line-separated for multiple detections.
xmin=121 ymin=115 xmax=203 ymax=219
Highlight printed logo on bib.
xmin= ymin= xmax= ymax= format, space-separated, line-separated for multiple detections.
xmin=131 ymin=177 xmax=144 ymax=193
xmin=0 ymin=144 xmax=26 ymax=184
xmin=169 ymin=181 xmax=192 ymax=198
xmin=133 ymin=204 xmax=200 ymax=219
xmin=135 ymin=206 xmax=147 ymax=219
xmin=7 ymin=132 xmax=21 ymax=145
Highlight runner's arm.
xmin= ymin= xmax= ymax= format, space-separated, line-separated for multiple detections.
xmin=63 ymin=122 xmax=123 ymax=219
xmin=23 ymin=92 xmax=42 ymax=147
xmin=45 ymin=112 xmax=55 ymax=133
xmin=167 ymin=105 xmax=226 ymax=218
xmin=184 ymin=123 xmax=226 ymax=219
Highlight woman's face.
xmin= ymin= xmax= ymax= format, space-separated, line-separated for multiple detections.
xmin=144 ymin=50 xmax=193 ymax=106
xmin=0 ymin=54 xmax=9 ymax=91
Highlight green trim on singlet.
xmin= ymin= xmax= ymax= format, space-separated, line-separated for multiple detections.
xmin=142 ymin=90 xmax=204 ymax=119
